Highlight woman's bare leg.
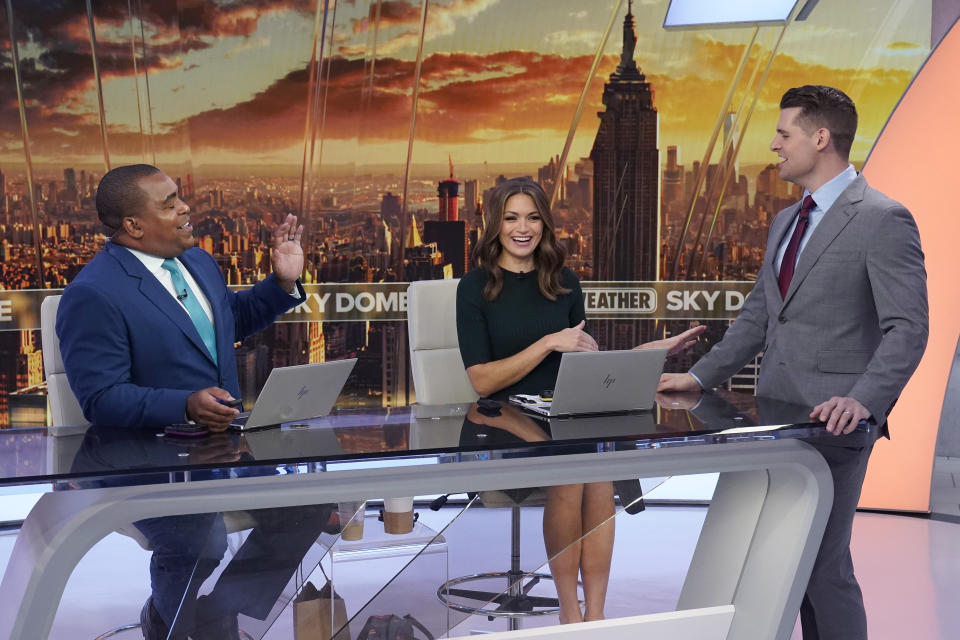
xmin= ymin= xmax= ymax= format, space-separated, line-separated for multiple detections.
xmin=580 ymin=481 xmax=615 ymax=621
xmin=544 ymin=483 xmax=584 ymax=624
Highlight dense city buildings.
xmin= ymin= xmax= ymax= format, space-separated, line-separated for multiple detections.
xmin=0 ymin=106 xmax=801 ymax=427
xmin=0 ymin=4 xmax=807 ymax=426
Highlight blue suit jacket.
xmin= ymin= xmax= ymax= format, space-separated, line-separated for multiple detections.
xmin=56 ymin=242 xmax=304 ymax=427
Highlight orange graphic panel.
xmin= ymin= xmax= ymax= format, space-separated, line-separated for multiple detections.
xmin=860 ymin=19 xmax=960 ymax=511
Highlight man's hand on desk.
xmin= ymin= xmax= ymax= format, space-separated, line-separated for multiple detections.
xmin=657 ymin=372 xmax=701 ymax=393
xmin=655 ymin=389 xmax=702 ymax=411
xmin=810 ymin=396 xmax=870 ymax=435
xmin=186 ymin=387 xmax=240 ymax=432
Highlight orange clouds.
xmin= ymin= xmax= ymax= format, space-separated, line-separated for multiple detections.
xmin=0 ymin=1 xmax=920 ymax=169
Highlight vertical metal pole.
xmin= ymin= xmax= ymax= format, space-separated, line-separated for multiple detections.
xmin=136 ymin=0 xmax=156 ymax=165
xmin=298 ymin=0 xmax=328 ymax=217
xmin=669 ymin=27 xmax=757 ymax=280
xmin=5 ymin=0 xmax=44 ymax=289
xmin=126 ymin=0 xmax=147 ymax=160
xmin=695 ymin=26 xmax=786 ymax=277
xmin=85 ymin=0 xmax=111 ymax=172
xmin=396 ymin=0 xmax=430 ymax=277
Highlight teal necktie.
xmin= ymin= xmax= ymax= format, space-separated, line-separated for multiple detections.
xmin=161 ymin=258 xmax=218 ymax=364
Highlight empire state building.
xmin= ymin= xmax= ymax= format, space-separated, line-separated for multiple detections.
xmin=592 ymin=1 xmax=660 ymax=282
xmin=590 ymin=1 xmax=660 ymax=347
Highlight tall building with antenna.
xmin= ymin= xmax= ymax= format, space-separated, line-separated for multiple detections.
xmin=590 ymin=0 xmax=660 ymax=347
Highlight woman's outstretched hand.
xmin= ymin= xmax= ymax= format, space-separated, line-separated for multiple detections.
xmin=634 ymin=324 xmax=706 ymax=356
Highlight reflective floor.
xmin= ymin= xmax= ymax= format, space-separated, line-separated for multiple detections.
xmin=0 ymin=503 xmax=957 ymax=639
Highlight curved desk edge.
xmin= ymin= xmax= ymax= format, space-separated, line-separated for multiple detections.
xmin=0 ymin=438 xmax=831 ymax=640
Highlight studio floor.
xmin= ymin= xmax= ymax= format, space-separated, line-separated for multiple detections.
xmin=1 ymin=500 xmax=958 ymax=640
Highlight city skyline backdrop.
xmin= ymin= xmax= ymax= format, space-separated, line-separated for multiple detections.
xmin=0 ymin=0 xmax=939 ymax=427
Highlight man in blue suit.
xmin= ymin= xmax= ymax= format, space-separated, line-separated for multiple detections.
xmin=57 ymin=163 xmax=305 ymax=430
xmin=56 ymin=164 xmax=328 ymax=639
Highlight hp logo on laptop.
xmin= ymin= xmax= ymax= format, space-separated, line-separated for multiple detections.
xmin=602 ymin=374 xmax=616 ymax=389
xmin=297 ymin=386 xmax=309 ymax=400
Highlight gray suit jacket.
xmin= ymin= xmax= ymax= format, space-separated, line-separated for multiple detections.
xmin=690 ymin=175 xmax=928 ymax=435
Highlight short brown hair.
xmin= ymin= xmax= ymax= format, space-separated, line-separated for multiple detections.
xmin=780 ymin=85 xmax=858 ymax=159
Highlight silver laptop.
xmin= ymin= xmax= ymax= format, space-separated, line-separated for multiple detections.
xmin=510 ymin=349 xmax=667 ymax=417
xmin=230 ymin=359 xmax=357 ymax=431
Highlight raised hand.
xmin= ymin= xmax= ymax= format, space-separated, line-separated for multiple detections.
xmin=272 ymin=213 xmax=305 ymax=291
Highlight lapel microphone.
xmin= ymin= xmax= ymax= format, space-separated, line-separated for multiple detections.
xmin=176 ymin=289 xmax=188 ymax=301
xmin=516 ymin=271 xmax=526 ymax=280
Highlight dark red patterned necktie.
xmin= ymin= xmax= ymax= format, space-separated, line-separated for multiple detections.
xmin=778 ymin=195 xmax=816 ymax=299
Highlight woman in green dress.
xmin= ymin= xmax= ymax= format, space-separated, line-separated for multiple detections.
xmin=456 ymin=177 xmax=703 ymax=623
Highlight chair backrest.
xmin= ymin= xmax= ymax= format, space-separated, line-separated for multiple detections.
xmin=40 ymin=295 xmax=88 ymax=427
xmin=406 ymin=279 xmax=479 ymax=405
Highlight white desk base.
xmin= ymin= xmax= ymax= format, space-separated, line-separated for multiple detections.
xmin=0 ymin=438 xmax=832 ymax=640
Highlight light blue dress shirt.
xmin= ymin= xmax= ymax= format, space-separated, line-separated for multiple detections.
xmin=774 ymin=164 xmax=858 ymax=275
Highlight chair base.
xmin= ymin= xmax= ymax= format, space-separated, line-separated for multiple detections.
xmin=438 ymin=571 xmax=583 ymax=620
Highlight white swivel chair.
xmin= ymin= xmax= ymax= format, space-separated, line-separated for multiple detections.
xmin=406 ymin=279 xmax=479 ymax=405
xmin=406 ymin=279 xmax=564 ymax=625
xmin=40 ymin=295 xmax=88 ymax=428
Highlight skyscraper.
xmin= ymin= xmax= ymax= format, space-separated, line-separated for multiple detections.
xmin=438 ymin=179 xmax=459 ymax=222
xmin=591 ymin=2 xmax=660 ymax=283
xmin=662 ymin=146 xmax=684 ymax=220
xmin=590 ymin=1 xmax=660 ymax=347
xmin=463 ymin=179 xmax=478 ymax=219
xmin=63 ymin=168 xmax=78 ymax=204
xmin=424 ymin=219 xmax=468 ymax=277
xmin=381 ymin=191 xmax=401 ymax=224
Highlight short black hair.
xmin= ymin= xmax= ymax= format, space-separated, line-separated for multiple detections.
xmin=780 ymin=85 xmax=858 ymax=159
xmin=95 ymin=164 xmax=163 ymax=231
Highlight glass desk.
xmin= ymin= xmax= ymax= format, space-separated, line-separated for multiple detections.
xmin=0 ymin=390 xmax=872 ymax=640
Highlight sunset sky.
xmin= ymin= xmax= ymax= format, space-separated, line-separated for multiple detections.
xmin=0 ymin=0 xmax=932 ymax=173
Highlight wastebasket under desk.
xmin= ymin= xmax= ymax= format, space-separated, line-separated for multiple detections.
xmin=320 ymin=513 xmax=450 ymax=639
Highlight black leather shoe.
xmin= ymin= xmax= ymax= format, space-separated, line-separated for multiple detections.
xmin=191 ymin=596 xmax=240 ymax=640
xmin=139 ymin=597 xmax=169 ymax=640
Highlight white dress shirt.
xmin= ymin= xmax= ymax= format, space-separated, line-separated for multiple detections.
xmin=124 ymin=247 xmax=216 ymax=325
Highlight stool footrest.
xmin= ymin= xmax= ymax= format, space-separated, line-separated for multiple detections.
xmin=438 ymin=571 xmax=584 ymax=619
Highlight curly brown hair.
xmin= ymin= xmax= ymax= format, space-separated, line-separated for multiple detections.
xmin=472 ymin=177 xmax=569 ymax=301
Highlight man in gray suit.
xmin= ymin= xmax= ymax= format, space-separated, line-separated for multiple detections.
xmin=659 ymin=85 xmax=928 ymax=639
